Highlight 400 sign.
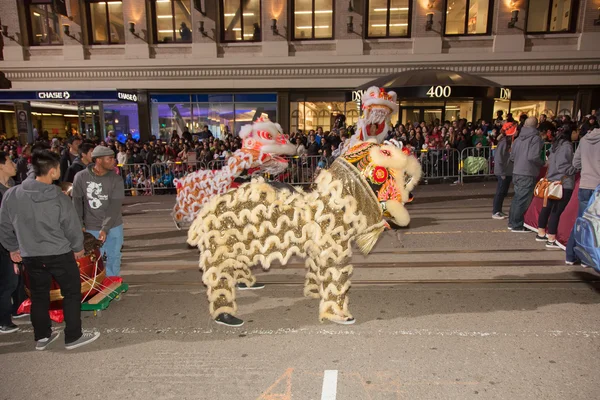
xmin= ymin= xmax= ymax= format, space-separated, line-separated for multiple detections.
xmin=426 ymin=86 xmax=451 ymax=98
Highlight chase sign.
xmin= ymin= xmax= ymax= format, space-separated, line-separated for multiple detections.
xmin=117 ymin=91 xmax=138 ymax=102
xmin=37 ymin=91 xmax=71 ymax=100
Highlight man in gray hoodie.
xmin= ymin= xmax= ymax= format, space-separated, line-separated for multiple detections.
xmin=73 ymin=146 xmax=125 ymax=277
xmin=0 ymin=150 xmax=100 ymax=350
xmin=508 ymin=116 xmax=545 ymax=232
xmin=566 ymin=127 xmax=600 ymax=264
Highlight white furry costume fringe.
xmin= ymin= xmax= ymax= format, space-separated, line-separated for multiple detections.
xmin=188 ymin=157 xmax=385 ymax=323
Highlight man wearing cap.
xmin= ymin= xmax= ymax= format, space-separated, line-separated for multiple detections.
xmin=72 ymin=146 xmax=125 ymax=277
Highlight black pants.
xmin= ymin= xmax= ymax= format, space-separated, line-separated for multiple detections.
xmin=538 ymin=189 xmax=574 ymax=235
xmin=22 ymin=252 xmax=82 ymax=343
xmin=0 ymin=247 xmax=18 ymax=326
xmin=12 ymin=263 xmax=27 ymax=316
xmin=493 ymin=175 xmax=512 ymax=214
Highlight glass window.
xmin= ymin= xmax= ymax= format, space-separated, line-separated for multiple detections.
xmin=27 ymin=0 xmax=62 ymax=46
xmin=367 ymin=0 xmax=411 ymax=38
xmin=88 ymin=1 xmax=125 ymax=45
xmin=104 ymin=103 xmax=140 ymax=142
xmin=152 ymin=0 xmax=192 ymax=43
xmin=509 ymin=100 xmax=559 ymax=118
xmin=221 ymin=0 xmax=261 ymax=42
xmin=444 ymin=101 xmax=474 ymax=122
xmin=293 ymin=0 xmax=334 ymax=40
xmin=444 ymin=0 xmax=491 ymax=35
xmin=526 ymin=0 xmax=575 ymax=33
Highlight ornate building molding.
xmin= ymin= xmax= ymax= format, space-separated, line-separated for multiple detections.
xmin=4 ymin=61 xmax=600 ymax=82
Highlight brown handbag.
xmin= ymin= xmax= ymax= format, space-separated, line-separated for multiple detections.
xmin=534 ymin=173 xmax=564 ymax=207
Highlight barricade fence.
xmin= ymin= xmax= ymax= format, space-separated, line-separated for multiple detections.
xmin=120 ymin=142 xmax=579 ymax=195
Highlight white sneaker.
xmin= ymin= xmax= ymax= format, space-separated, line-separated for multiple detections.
xmin=65 ymin=331 xmax=100 ymax=350
xmin=492 ymin=213 xmax=505 ymax=220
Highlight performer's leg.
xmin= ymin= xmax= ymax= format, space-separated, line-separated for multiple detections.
xmin=203 ymin=264 xmax=243 ymax=326
xmin=316 ymin=257 xmax=354 ymax=324
xmin=233 ymin=263 xmax=259 ymax=288
xmin=303 ymin=257 xmax=320 ymax=299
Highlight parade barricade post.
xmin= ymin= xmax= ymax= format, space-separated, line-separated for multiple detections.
xmin=273 ymin=155 xmax=327 ymax=186
xmin=116 ymin=163 xmax=151 ymax=196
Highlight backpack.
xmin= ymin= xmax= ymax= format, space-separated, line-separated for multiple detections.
xmin=574 ymin=185 xmax=600 ymax=272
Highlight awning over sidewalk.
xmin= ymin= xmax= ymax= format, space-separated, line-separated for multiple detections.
xmin=358 ymin=69 xmax=508 ymax=99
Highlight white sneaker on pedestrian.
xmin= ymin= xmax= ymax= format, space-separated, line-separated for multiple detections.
xmin=65 ymin=331 xmax=100 ymax=350
xmin=36 ymin=331 xmax=60 ymax=351
xmin=492 ymin=213 xmax=505 ymax=220
xmin=546 ymin=241 xmax=561 ymax=250
xmin=565 ymin=260 xmax=577 ymax=266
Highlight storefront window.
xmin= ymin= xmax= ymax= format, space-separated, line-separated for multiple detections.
xmin=87 ymin=1 xmax=125 ymax=45
xmin=367 ymin=0 xmax=411 ymax=38
xmin=509 ymin=100 xmax=559 ymax=119
xmin=104 ymin=103 xmax=140 ymax=143
xmin=526 ymin=0 xmax=575 ymax=33
xmin=444 ymin=101 xmax=474 ymax=122
xmin=221 ymin=0 xmax=261 ymax=41
xmin=152 ymin=0 xmax=192 ymax=43
xmin=293 ymin=0 xmax=334 ymax=40
xmin=26 ymin=0 xmax=62 ymax=46
xmin=290 ymin=101 xmax=358 ymax=132
xmin=444 ymin=0 xmax=491 ymax=35
xmin=233 ymin=103 xmax=276 ymax=134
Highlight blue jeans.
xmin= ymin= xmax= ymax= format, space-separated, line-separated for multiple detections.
xmin=87 ymin=225 xmax=124 ymax=277
xmin=493 ymin=175 xmax=512 ymax=215
xmin=508 ymin=174 xmax=536 ymax=229
xmin=565 ymin=188 xmax=594 ymax=263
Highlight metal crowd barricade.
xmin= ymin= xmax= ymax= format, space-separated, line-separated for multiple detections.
xmin=149 ymin=160 xmax=207 ymax=194
xmin=272 ymin=155 xmax=326 ymax=186
xmin=116 ymin=163 xmax=151 ymax=196
xmin=418 ymin=148 xmax=462 ymax=183
xmin=459 ymin=146 xmax=495 ymax=183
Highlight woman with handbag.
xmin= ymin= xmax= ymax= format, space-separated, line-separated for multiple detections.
xmin=536 ymin=125 xmax=577 ymax=248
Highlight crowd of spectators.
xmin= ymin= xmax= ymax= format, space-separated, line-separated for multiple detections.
xmin=0 ymin=109 xmax=597 ymax=192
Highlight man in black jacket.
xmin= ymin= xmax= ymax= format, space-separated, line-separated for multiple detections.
xmin=60 ymin=136 xmax=82 ymax=182
xmin=64 ymin=143 xmax=95 ymax=183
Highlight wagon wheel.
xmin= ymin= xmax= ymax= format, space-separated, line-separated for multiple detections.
xmin=93 ymin=310 xmax=102 ymax=317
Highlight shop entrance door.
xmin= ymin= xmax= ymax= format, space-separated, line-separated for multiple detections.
xmin=400 ymin=107 xmax=443 ymax=126
xmin=78 ymin=102 xmax=102 ymax=139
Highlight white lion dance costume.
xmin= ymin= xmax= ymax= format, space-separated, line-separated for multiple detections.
xmin=188 ymin=141 xmax=421 ymax=327
xmin=172 ymin=117 xmax=296 ymax=227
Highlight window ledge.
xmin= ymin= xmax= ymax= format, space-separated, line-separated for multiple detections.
xmin=87 ymin=44 xmax=126 ymax=49
xmin=443 ymin=35 xmax=493 ymax=40
xmin=365 ymin=37 xmax=412 ymax=42
xmin=525 ymin=33 xmax=579 ymax=39
xmin=153 ymin=43 xmax=192 ymax=48
xmin=293 ymin=40 xmax=336 ymax=45
xmin=220 ymin=42 xmax=262 ymax=47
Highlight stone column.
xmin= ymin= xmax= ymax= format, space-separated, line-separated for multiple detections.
xmin=577 ymin=0 xmax=600 ymax=51
xmin=0 ymin=0 xmax=26 ymax=61
xmin=192 ymin=0 xmax=218 ymax=58
xmin=493 ymin=0 xmax=526 ymax=53
xmin=123 ymin=0 xmax=150 ymax=59
xmin=261 ymin=0 xmax=288 ymax=57
xmin=412 ymin=0 xmax=443 ymax=54
xmin=335 ymin=0 xmax=364 ymax=56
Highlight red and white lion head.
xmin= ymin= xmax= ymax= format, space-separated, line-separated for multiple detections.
xmin=239 ymin=117 xmax=296 ymax=156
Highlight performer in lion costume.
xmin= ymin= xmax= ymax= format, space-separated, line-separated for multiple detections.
xmin=188 ymin=140 xmax=421 ymax=327
xmin=172 ymin=117 xmax=296 ymax=227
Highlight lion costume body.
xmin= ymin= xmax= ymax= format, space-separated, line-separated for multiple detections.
xmin=188 ymin=141 xmax=421 ymax=326
xmin=172 ymin=117 xmax=296 ymax=227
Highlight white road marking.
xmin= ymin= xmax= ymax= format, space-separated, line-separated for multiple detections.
xmin=321 ymin=370 xmax=338 ymax=400
xmin=126 ymin=202 xmax=160 ymax=208
xmin=141 ymin=209 xmax=172 ymax=212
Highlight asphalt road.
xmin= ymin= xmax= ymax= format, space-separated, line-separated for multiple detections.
xmin=1 ymin=181 xmax=598 ymax=400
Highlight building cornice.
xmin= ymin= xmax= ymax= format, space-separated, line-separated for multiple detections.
xmin=3 ymin=60 xmax=599 ymax=83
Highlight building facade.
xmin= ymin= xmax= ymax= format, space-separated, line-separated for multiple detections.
xmin=0 ymin=0 xmax=599 ymax=142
